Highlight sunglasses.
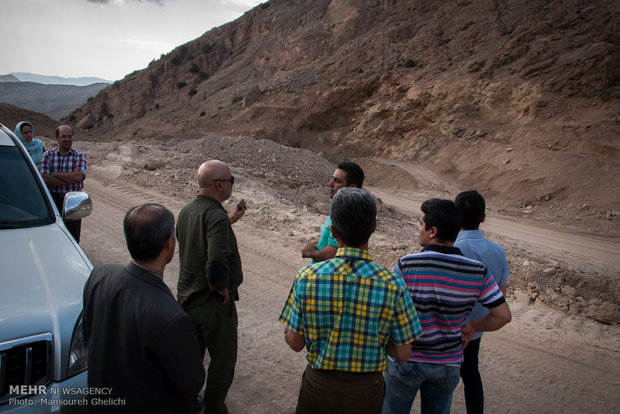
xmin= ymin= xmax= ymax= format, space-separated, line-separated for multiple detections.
xmin=213 ymin=175 xmax=235 ymax=184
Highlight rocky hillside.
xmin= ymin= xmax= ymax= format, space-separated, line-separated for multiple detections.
xmin=66 ymin=0 xmax=619 ymax=222
xmin=0 ymin=103 xmax=60 ymax=138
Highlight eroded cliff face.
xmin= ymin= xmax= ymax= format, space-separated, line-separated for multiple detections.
xmin=66 ymin=0 xmax=619 ymax=214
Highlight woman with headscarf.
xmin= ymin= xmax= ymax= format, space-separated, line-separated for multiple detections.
xmin=15 ymin=121 xmax=45 ymax=166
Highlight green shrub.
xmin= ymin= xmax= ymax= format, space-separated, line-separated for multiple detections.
xmin=404 ymin=59 xmax=417 ymax=68
xmin=199 ymin=71 xmax=209 ymax=80
xmin=171 ymin=46 xmax=188 ymax=66
xmin=231 ymin=95 xmax=242 ymax=104
xmin=467 ymin=60 xmax=485 ymax=73
xmin=177 ymin=81 xmax=187 ymax=89
xmin=171 ymin=55 xmax=183 ymax=66
xmin=189 ymin=63 xmax=200 ymax=73
xmin=189 ymin=89 xmax=197 ymax=97
xmin=599 ymin=78 xmax=620 ymax=100
xmin=200 ymin=111 xmax=205 ymax=116
xmin=202 ymin=43 xmax=214 ymax=54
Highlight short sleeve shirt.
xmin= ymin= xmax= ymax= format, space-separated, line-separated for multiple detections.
xmin=279 ymin=247 xmax=422 ymax=372
xmin=455 ymin=230 xmax=510 ymax=339
xmin=395 ymin=245 xmax=505 ymax=365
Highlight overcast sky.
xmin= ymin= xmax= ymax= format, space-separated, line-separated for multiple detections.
xmin=1 ymin=0 xmax=264 ymax=81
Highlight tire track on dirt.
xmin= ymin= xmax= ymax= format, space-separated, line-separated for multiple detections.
xmin=79 ymin=175 xmax=620 ymax=414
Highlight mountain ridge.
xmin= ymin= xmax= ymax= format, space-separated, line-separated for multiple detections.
xmin=64 ymin=0 xmax=619 ymax=217
xmin=7 ymin=72 xmax=111 ymax=86
xmin=0 ymin=81 xmax=108 ymax=120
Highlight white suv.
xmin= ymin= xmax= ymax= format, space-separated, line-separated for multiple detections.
xmin=0 ymin=123 xmax=92 ymax=413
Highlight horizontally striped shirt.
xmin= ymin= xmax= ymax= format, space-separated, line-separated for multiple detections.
xmin=394 ymin=244 xmax=504 ymax=366
xmin=39 ymin=147 xmax=87 ymax=193
xmin=280 ymin=247 xmax=422 ymax=372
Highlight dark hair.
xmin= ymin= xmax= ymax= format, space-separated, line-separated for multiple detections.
xmin=330 ymin=187 xmax=376 ymax=247
xmin=124 ymin=204 xmax=174 ymax=261
xmin=338 ymin=161 xmax=364 ymax=188
xmin=19 ymin=122 xmax=32 ymax=133
xmin=455 ymin=190 xmax=485 ymax=230
xmin=421 ymin=198 xmax=462 ymax=243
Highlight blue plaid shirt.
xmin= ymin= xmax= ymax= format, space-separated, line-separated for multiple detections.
xmin=279 ymin=247 xmax=422 ymax=372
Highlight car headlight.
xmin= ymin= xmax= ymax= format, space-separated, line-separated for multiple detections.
xmin=67 ymin=314 xmax=88 ymax=377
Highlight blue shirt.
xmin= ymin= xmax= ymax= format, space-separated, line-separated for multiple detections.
xmin=314 ymin=217 xmax=338 ymax=263
xmin=455 ymin=230 xmax=510 ymax=340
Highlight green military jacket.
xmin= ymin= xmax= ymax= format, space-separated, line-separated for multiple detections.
xmin=176 ymin=194 xmax=243 ymax=307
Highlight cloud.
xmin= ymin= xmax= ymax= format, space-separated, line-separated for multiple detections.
xmin=112 ymin=38 xmax=176 ymax=52
xmin=86 ymin=0 xmax=169 ymax=4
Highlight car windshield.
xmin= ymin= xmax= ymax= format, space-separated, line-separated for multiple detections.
xmin=0 ymin=145 xmax=54 ymax=228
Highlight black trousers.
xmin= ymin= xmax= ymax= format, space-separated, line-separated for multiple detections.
xmin=51 ymin=192 xmax=82 ymax=243
xmin=460 ymin=337 xmax=483 ymax=414
xmin=296 ymin=366 xmax=384 ymax=414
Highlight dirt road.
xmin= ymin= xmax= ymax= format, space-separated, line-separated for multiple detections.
xmin=80 ymin=173 xmax=620 ymax=413
xmin=368 ymin=186 xmax=620 ymax=270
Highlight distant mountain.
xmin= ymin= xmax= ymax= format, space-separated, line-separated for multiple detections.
xmin=0 ymin=82 xmax=108 ymax=120
xmin=10 ymin=72 xmax=111 ymax=86
xmin=0 ymin=74 xmax=20 ymax=83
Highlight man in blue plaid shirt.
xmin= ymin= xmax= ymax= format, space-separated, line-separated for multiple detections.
xmin=39 ymin=125 xmax=87 ymax=243
xmin=280 ymin=188 xmax=422 ymax=414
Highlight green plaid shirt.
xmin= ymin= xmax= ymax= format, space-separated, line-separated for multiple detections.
xmin=279 ymin=247 xmax=422 ymax=372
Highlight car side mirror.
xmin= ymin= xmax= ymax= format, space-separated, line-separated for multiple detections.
xmin=63 ymin=192 xmax=93 ymax=222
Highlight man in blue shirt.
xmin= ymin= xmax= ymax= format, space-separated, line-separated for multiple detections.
xmin=454 ymin=191 xmax=511 ymax=414
xmin=301 ymin=161 xmax=364 ymax=262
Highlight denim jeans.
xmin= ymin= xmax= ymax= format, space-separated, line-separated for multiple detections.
xmin=382 ymin=360 xmax=460 ymax=414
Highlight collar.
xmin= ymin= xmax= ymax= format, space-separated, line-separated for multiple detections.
xmin=132 ymin=260 xmax=164 ymax=279
xmin=54 ymin=147 xmax=77 ymax=157
xmin=335 ymin=247 xmax=372 ymax=261
xmin=456 ymin=230 xmax=484 ymax=241
xmin=196 ymin=194 xmax=224 ymax=209
xmin=422 ymin=244 xmax=463 ymax=255
xmin=125 ymin=262 xmax=173 ymax=299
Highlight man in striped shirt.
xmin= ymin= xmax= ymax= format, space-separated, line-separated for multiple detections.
xmin=39 ymin=125 xmax=87 ymax=243
xmin=280 ymin=188 xmax=423 ymax=414
xmin=382 ymin=198 xmax=511 ymax=414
